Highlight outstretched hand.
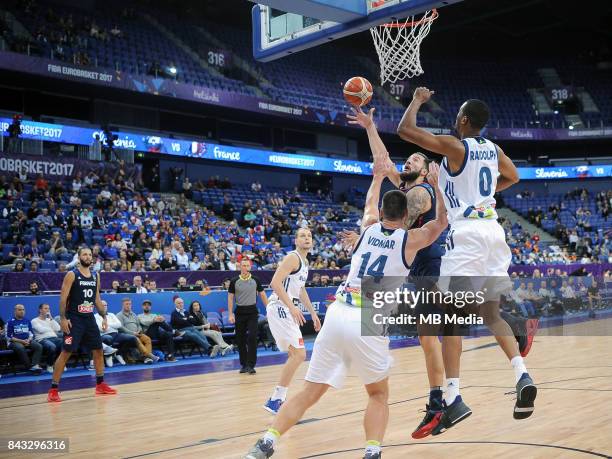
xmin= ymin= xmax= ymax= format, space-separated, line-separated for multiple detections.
xmin=339 ymin=229 xmax=359 ymax=252
xmin=413 ymin=87 xmax=435 ymax=104
xmin=347 ymin=106 xmax=375 ymax=129
xmin=426 ymin=161 xmax=440 ymax=188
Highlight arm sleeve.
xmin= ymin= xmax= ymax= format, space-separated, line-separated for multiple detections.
xmin=255 ymin=277 xmax=264 ymax=292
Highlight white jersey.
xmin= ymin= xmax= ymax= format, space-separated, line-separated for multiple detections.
xmin=269 ymin=250 xmax=309 ymax=306
xmin=336 ymin=222 xmax=411 ymax=307
xmin=438 ymin=136 xmax=499 ymax=225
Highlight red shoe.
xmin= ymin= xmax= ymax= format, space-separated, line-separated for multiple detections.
xmin=47 ymin=388 xmax=62 ymax=403
xmin=412 ymin=409 xmax=443 ymax=439
xmin=521 ymin=319 xmax=539 ymax=357
xmin=95 ymin=382 xmax=118 ymax=396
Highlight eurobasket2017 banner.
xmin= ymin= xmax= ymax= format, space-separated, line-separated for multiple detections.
xmin=1 ymin=118 xmax=611 ymax=180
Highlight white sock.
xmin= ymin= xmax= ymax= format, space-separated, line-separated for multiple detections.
xmin=365 ymin=441 xmax=381 ymax=456
xmin=445 ymin=378 xmax=460 ymax=405
xmin=511 ymin=356 xmax=527 ymax=383
xmin=272 ymin=385 xmax=288 ymax=401
xmin=263 ymin=428 xmax=280 ymax=446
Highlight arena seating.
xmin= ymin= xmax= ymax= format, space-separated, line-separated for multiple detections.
xmin=3 ymin=1 xmax=611 ymax=128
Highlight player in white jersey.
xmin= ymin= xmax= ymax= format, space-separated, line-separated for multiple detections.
xmin=245 ymin=161 xmax=448 ymax=459
xmin=263 ymin=227 xmax=321 ymax=415
xmin=397 ymin=87 xmax=537 ymax=433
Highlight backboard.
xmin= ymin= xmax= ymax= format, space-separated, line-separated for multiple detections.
xmin=252 ymin=0 xmax=462 ymax=62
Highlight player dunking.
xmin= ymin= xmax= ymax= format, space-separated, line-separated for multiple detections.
xmin=397 ymin=87 xmax=537 ymax=432
xmin=47 ymin=247 xmax=117 ymax=402
xmin=245 ymin=160 xmax=448 ymax=459
xmin=263 ymin=227 xmax=321 ymax=414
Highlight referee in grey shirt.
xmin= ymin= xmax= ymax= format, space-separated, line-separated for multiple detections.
xmin=228 ymin=259 xmax=268 ymax=374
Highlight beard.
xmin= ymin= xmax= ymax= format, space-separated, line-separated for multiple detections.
xmin=79 ymin=259 xmax=92 ymax=267
xmin=400 ymin=171 xmax=420 ymax=183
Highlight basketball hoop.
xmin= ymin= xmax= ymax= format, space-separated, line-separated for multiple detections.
xmin=370 ymin=9 xmax=438 ymax=85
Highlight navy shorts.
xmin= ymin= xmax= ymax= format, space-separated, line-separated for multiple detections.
xmin=63 ymin=314 xmax=102 ymax=352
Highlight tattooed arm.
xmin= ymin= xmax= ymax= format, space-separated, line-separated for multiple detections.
xmin=404 ymin=185 xmax=432 ymax=229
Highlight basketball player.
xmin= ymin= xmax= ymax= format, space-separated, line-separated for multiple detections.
xmin=346 ymin=106 xmax=538 ymax=437
xmin=263 ymin=227 xmax=321 ymax=414
xmin=47 ymin=247 xmax=117 ymax=402
xmin=396 ymin=87 xmax=536 ymax=433
xmin=245 ymin=160 xmax=448 ymax=459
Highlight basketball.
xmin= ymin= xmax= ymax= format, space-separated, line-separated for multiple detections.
xmin=343 ymin=76 xmax=373 ymax=106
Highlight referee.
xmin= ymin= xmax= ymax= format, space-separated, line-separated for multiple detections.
xmin=228 ymin=259 xmax=268 ymax=374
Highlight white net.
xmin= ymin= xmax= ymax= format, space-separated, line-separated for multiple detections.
xmin=370 ymin=9 xmax=438 ymax=85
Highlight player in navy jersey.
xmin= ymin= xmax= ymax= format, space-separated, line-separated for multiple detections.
xmin=48 ymin=247 xmax=117 ymax=402
xmin=397 ymin=87 xmax=537 ymax=433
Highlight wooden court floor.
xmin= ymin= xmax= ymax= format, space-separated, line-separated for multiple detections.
xmin=1 ymin=322 xmax=611 ymax=459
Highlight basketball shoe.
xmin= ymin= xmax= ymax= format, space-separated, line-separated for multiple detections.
xmin=514 ymin=373 xmax=537 ymax=419
xmin=47 ymin=388 xmax=61 ymax=403
xmin=244 ymin=438 xmax=274 ymax=459
xmin=431 ymin=396 xmax=472 ymax=435
xmin=95 ymin=382 xmax=118 ymax=396
xmin=412 ymin=403 xmax=444 ymax=439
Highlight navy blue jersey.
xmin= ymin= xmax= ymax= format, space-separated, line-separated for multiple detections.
xmin=409 ymin=183 xmax=445 ymax=268
xmin=67 ymin=269 xmax=98 ymax=316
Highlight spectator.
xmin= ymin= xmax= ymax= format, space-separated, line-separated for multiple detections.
xmin=116 ymin=298 xmax=159 ymax=364
xmin=228 ymin=259 xmax=268 ymax=374
xmin=188 ymin=300 xmax=233 ymax=356
xmin=6 ymin=304 xmax=43 ymax=373
xmin=25 ymin=239 xmax=43 ymax=264
xmin=189 ymin=255 xmax=201 ymax=271
xmin=2 ymin=200 xmax=18 ymax=218
xmin=29 ymin=281 xmax=41 ymax=295
xmin=133 ymin=275 xmax=148 ymax=293
xmin=170 ymin=297 xmax=213 ymax=355
xmin=587 ymin=279 xmax=602 ymax=315
xmin=31 ymin=303 xmax=62 ymax=372
xmin=138 ymin=299 xmax=176 ymax=362
xmin=175 ymin=246 xmax=189 ymax=270
xmin=13 ymin=261 xmax=25 ymax=272
xmin=147 ymin=280 xmax=159 ymax=292
xmin=148 ymin=259 xmax=162 ymax=271
xmin=160 ymin=251 xmax=177 ymax=271
xmin=35 ymin=208 xmax=53 ymax=227
xmin=95 ymin=301 xmax=136 ymax=365
xmin=30 ymin=261 xmax=39 ymax=273
xmin=48 ymin=231 xmax=67 ymax=256
xmin=176 ymin=276 xmax=189 ymax=290
xmin=251 ymin=181 xmax=262 ymax=192
xmin=52 ymin=208 xmax=66 ymax=229
xmin=182 ymin=177 xmax=193 ymax=199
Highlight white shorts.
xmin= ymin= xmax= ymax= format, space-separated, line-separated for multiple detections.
xmin=267 ymin=300 xmax=304 ymax=352
xmin=439 ymin=219 xmax=512 ymax=302
xmin=305 ymin=300 xmax=393 ymax=389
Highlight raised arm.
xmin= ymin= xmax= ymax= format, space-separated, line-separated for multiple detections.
xmin=495 ymin=144 xmax=520 ymax=192
xmin=362 ymin=162 xmax=389 ymax=231
xmin=347 ymin=107 xmax=401 ymax=187
xmin=405 ymin=163 xmax=448 ymax=253
xmin=397 ymin=87 xmax=465 ymax=161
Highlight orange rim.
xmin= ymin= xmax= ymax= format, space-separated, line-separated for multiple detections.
xmin=382 ymin=9 xmax=438 ymax=28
